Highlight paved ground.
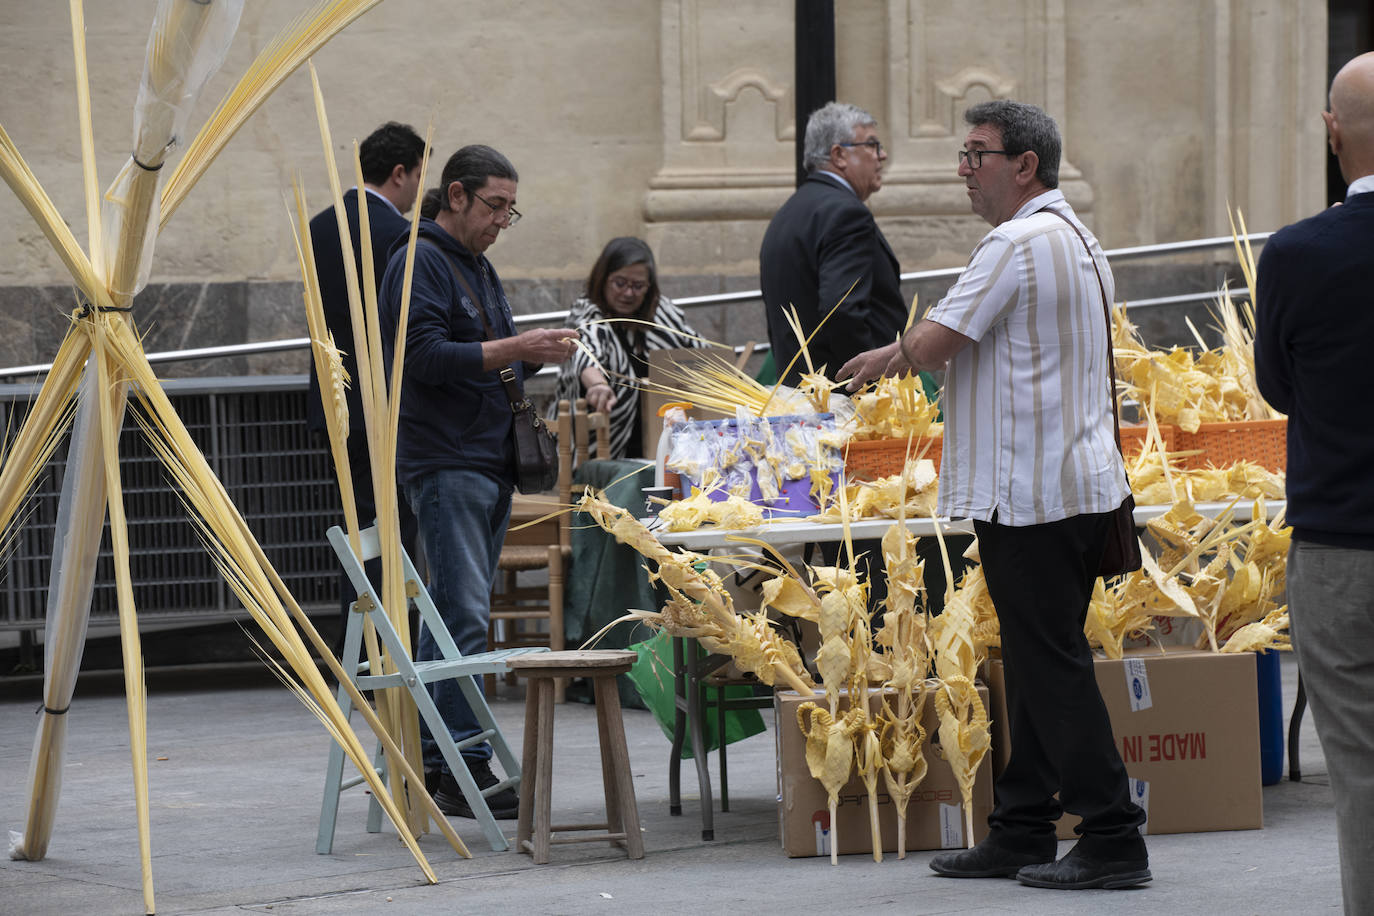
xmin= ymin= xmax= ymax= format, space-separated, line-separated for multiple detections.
xmin=0 ymin=653 xmax=1342 ymax=915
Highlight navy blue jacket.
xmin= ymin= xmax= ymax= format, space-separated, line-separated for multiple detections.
xmin=307 ymin=188 xmax=410 ymax=434
xmin=759 ymin=173 xmax=906 ymax=385
xmin=1255 ymin=190 xmax=1374 ymax=548
xmin=379 ymin=220 xmax=529 ymax=486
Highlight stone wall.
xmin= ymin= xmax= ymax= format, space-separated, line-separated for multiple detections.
xmin=0 ymin=0 xmax=1327 ymax=373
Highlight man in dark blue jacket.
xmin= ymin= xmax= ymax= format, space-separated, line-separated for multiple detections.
xmin=1254 ymin=51 xmax=1374 ymax=914
xmin=379 ymin=144 xmax=577 ymax=819
xmin=307 ymin=122 xmax=425 ymax=642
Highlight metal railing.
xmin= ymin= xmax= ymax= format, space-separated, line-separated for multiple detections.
xmin=0 ymin=230 xmax=1269 ymax=633
xmin=0 ymin=377 xmax=339 ymax=631
xmin=0 ymin=232 xmax=1270 ymax=381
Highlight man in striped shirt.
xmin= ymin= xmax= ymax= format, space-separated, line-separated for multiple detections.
xmin=841 ymin=100 xmax=1148 ymax=890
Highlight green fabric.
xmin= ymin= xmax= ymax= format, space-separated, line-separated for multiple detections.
xmin=625 ymin=629 xmax=767 ymax=758
xmin=918 ymin=370 xmax=943 ymax=421
xmin=755 ymin=351 xmax=777 ymax=386
xmin=564 ymin=458 xmax=662 ymax=709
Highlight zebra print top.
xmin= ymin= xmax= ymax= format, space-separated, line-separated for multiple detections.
xmin=553 ymin=295 xmax=704 ymax=459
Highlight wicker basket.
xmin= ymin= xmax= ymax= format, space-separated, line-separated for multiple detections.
xmin=1173 ymin=418 xmax=1287 ymax=471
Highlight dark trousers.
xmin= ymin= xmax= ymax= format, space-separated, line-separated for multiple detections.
xmin=975 ymin=509 xmax=1146 ymax=860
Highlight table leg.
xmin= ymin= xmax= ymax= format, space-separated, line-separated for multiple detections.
xmin=668 ymin=635 xmax=687 ymax=816
xmin=686 ymin=645 xmax=714 ymax=841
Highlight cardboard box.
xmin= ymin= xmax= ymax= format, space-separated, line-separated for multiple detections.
xmin=985 ymin=649 xmax=1262 ymax=836
xmin=776 ymin=686 xmax=993 ymax=857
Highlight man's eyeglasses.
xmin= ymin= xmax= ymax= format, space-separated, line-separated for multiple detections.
xmin=958 ymin=148 xmax=1014 ymax=169
xmin=839 ymin=138 xmax=883 ymax=156
xmin=609 ymin=276 xmax=649 ymax=295
xmin=471 ymin=191 xmax=522 ymax=226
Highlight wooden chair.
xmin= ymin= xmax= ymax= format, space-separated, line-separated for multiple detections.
xmin=574 ymin=396 xmax=612 ymax=464
xmin=317 ymin=524 xmax=544 ymax=854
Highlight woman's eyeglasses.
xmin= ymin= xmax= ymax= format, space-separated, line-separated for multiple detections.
xmin=609 ymin=277 xmax=649 ymax=294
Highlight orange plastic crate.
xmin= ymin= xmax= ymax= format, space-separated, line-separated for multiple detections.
xmin=1120 ymin=422 xmax=1174 ymax=458
xmin=843 ymin=424 xmax=1166 ymax=483
xmin=1173 ymin=419 xmax=1287 ymax=471
xmin=843 ymin=436 xmax=943 ymax=482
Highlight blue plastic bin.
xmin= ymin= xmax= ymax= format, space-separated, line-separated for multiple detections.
xmin=1256 ymin=649 xmax=1284 ymax=786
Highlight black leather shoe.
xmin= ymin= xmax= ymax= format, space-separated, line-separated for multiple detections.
xmin=930 ymin=840 xmax=1055 ymax=878
xmin=1016 ymin=847 xmax=1152 ymax=889
xmin=431 ymin=759 xmax=520 ymax=820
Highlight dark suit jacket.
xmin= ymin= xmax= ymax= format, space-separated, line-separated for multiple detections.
xmin=306 ymin=188 xmax=410 ymax=435
xmin=1255 ymin=190 xmax=1374 ymax=547
xmin=759 ymin=172 xmax=906 ymax=385
xmin=306 ymin=188 xmax=412 ymax=538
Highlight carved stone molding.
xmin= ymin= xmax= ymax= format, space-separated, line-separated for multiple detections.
xmin=684 ymin=67 xmax=794 ymax=142
xmin=878 ymin=0 xmax=1089 ymax=217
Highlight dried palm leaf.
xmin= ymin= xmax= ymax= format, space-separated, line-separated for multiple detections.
xmin=161 ymin=0 xmax=383 ymax=225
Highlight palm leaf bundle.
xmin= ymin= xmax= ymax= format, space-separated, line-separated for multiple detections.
xmin=292 ymin=61 xmax=439 ymax=832
xmin=2 ymin=3 xmax=460 ymax=911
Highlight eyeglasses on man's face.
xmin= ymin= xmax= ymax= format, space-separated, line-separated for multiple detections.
xmin=609 ymin=276 xmax=649 ymax=295
xmin=839 ymin=138 xmax=883 ymax=156
xmin=471 ymin=191 xmax=522 ymax=226
xmin=958 ymin=148 xmax=1013 ymax=169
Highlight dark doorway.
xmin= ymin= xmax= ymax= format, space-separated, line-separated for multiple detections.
xmin=1327 ymin=1 xmax=1374 ymax=204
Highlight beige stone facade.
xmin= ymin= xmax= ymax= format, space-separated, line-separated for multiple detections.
xmin=0 ymin=0 xmax=1329 ymax=372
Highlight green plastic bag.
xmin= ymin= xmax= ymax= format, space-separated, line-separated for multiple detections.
xmin=626 ymin=629 xmax=766 ymax=759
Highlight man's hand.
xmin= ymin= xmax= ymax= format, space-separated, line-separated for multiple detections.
xmin=838 ymin=341 xmax=904 ymax=391
xmin=482 ymin=328 xmax=581 ymax=372
xmin=522 ymin=327 xmax=581 ymax=363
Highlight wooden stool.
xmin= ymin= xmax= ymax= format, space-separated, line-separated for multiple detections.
xmin=509 ymin=650 xmax=644 ymax=864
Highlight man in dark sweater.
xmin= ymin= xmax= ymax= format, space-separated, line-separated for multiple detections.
xmin=378 ymin=145 xmax=577 ymax=820
xmin=1254 ymin=51 xmax=1374 ymax=914
xmin=307 ymin=122 xmax=425 ymax=642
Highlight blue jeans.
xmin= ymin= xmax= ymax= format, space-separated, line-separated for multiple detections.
xmin=405 ymin=468 xmax=512 ymax=769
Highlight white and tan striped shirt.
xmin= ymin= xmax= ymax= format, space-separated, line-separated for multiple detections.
xmin=927 ymin=189 xmax=1127 ymax=527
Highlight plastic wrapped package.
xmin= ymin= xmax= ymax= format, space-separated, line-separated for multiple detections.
xmin=664 ymin=411 xmax=844 ymax=518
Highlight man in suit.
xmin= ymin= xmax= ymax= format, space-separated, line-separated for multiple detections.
xmin=1254 ymin=51 xmax=1374 ymax=914
xmin=760 ymin=101 xmax=907 ymax=386
xmin=306 ymin=121 xmax=426 ymax=640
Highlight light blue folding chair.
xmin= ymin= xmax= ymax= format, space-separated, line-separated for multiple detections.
xmin=316 ymin=524 xmax=546 ymax=853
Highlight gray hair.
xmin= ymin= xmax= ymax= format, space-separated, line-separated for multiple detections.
xmin=802 ymin=101 xmax=877 ymax=173
xmin=964 ymin=100 xmax=1061 ymax=189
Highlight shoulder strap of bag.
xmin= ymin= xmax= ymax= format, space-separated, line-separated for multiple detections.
xmin=424 ymin=240 xmax=529 ymax=415
xmin=1042 ymin=208 xmax=1126 ymax=457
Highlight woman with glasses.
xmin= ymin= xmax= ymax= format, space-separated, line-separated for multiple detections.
xmin=554 ymin=237 xmax=703 ymax=459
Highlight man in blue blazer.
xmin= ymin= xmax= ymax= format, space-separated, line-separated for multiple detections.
xmin=760 ymin=101 xmax=906 ymax=386
xmin=1254 ymin=51 xmax=1374 ymax=914
xmin=306 ymin=122 xmax=426 ymax=639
